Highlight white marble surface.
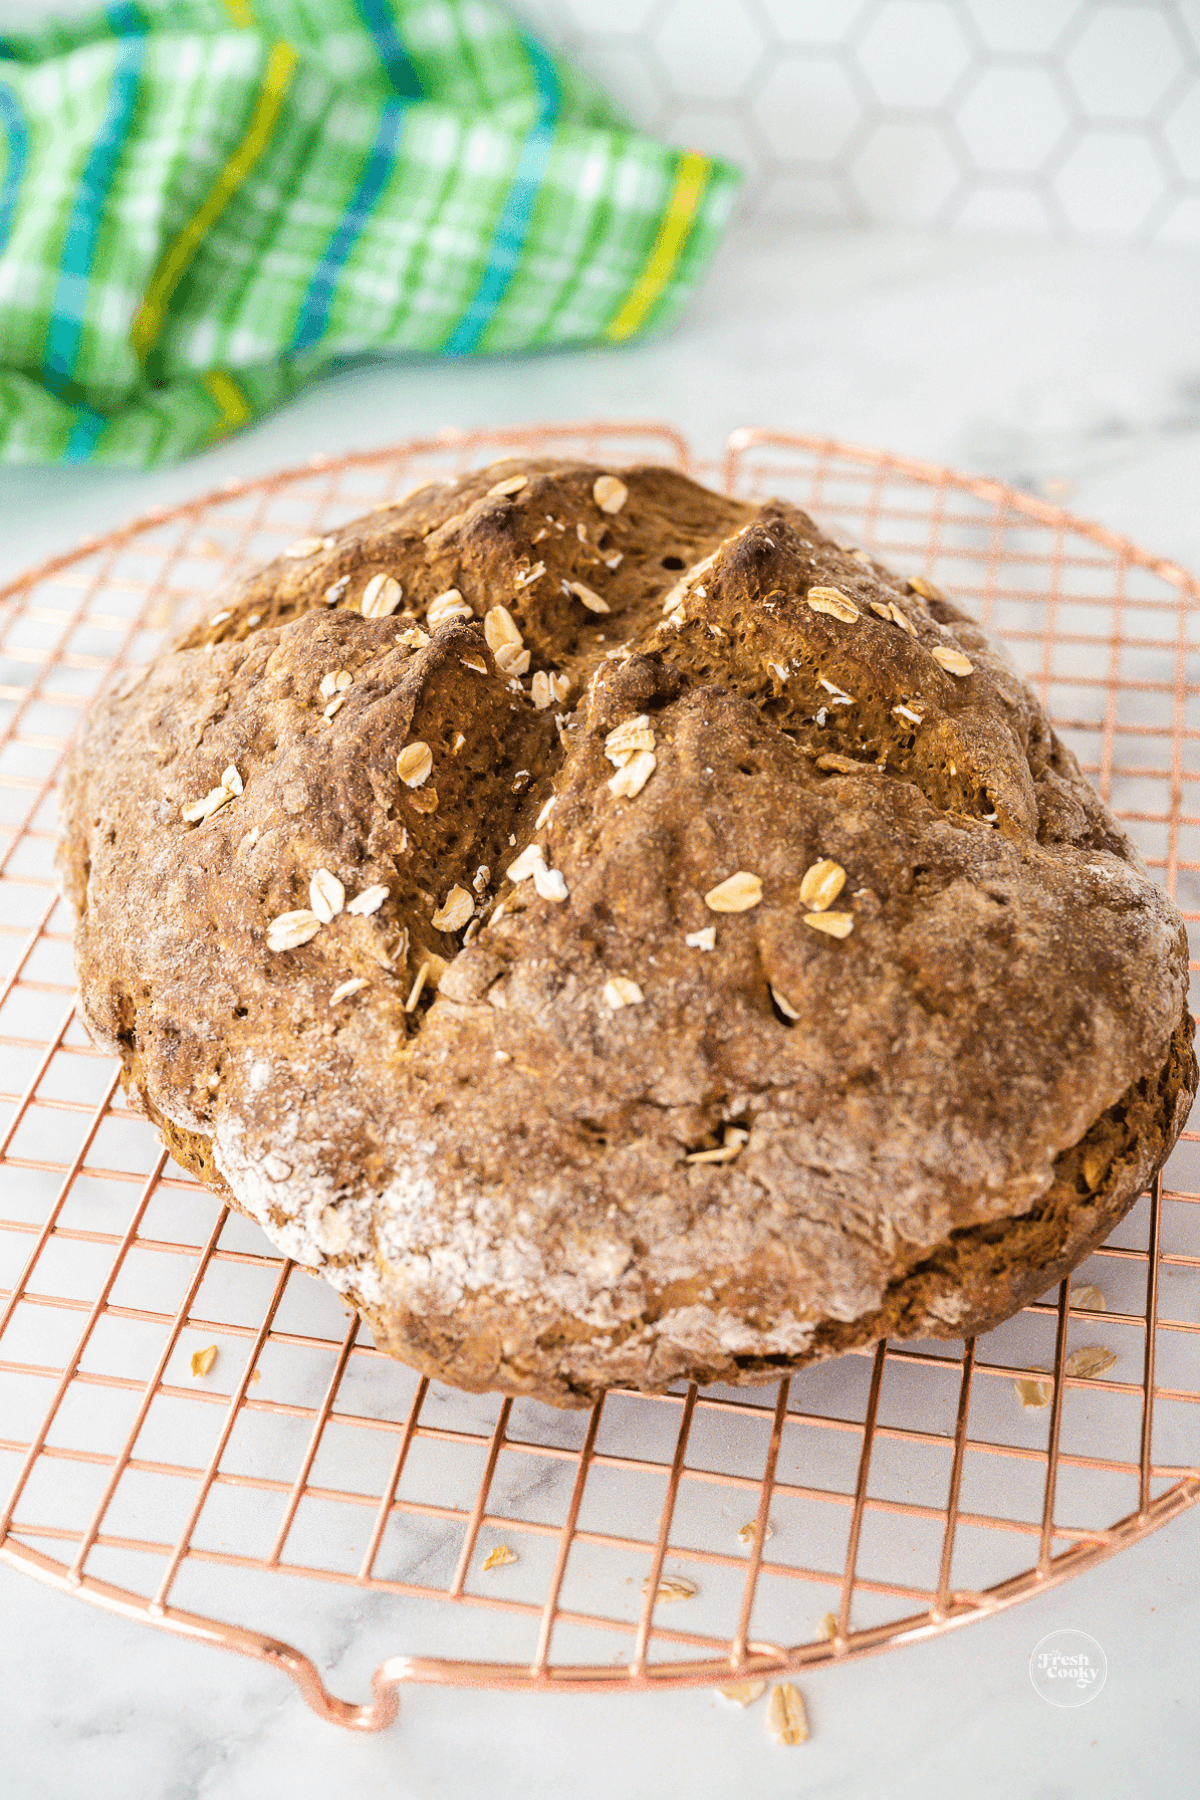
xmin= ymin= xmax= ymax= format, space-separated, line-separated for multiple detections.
xmin=3 ymin=220 xmax=1200 ymax=1795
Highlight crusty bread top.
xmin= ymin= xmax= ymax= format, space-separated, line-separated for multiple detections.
xmin=58 ymin=460 xmax=1192 ymax=1402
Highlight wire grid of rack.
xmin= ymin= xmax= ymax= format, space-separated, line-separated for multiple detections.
xmin=0 ymin=422 xmax=1197 ymax=1731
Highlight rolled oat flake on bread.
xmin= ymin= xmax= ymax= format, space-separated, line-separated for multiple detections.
xmin=58 ymin=459 xmax=1196 ymax=1407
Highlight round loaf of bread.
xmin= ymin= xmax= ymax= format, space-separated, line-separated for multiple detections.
xmin=58 ymin=460 xmax=1196 ymax=1406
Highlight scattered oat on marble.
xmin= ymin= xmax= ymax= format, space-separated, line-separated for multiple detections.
xmin=396 ymin=741 xmax=433 ymax=787
xmin=609 ymin=749 xmax=656 ymax=798
xmin=481 ymin=1544 xmax=518 ymax=1570
xmin=932 ymin=645 xmax=974 ymax=676
xmin=603 ymin=976 xmax=644 ymax=1009
xmin=642 ymin=1574 xmax=697 ymax=1602
xmin=432 ymin=884 xmax=474 ymax=932
xmin=705 ymin=871 xmax=762 ymax=913
xmin=802 ymin=911 xmax=854 ymax=939
xmin=1014 ymin=1373 xmax=1052 ymax=1410
xmin=360 ymin=573 xmax=403 ymax=618
xmin=330 ymin=977 xmax=368 ymax=1003
xmin=719 ymin=1680 xmax=768 ymax=1708
xmin=267 ymin=909 xmax=322 ymax=951
xmin=190 ymin=1345 xmax=218 ymax=1378
xmin=346 ymin=884 xmax=388 ymax=916
xmin=806 ymin=586 xmax=859 ymax=623
xmin=1064 ymin=1344 xmax=1118 ymax=1380
xmin=1072 ymin=1284 xmax=1107 ymax=1312
xmin=817 ymin=1613 xmax=838 ymax=1641
xmin=799 ymin=858 xmax=846 ymax=913
xmin=685 ymin=926 xmax=716 ymax=950
xmin=593 ymin=474 xmax=628 ymax=513
xmin=737 ymin=1519 xmax=774 ymax=1545
xmin=309 ymin=868 xmax=346 ymax=923
xmin=766 ymin=1684 xmax=809 ymax=1747
xmin=567 ymin=579 xmax=610 ymax=614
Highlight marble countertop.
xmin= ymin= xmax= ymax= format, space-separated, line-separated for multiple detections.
xmin=3 ymin=219 xmax=1199 ymax=1798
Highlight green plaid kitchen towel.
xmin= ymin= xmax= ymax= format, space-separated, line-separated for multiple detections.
xmin=0 ymin=0 xmax=740 ymax=466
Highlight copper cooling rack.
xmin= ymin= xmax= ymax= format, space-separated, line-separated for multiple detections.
xmin=1 ymin=422 xmax=1198 ymax=1731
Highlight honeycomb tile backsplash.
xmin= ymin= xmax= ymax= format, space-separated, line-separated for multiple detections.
xmin=514 ymin=0 xmax=1200 ymax=239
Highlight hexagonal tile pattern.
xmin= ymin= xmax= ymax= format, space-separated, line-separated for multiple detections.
xmin=516 ymin=0 xmax=1200 ymax=240
xmin=954 ymin=66 xmax=1071 ymax=172
xmin=962 ymin=0 xmax=1083 ymax=55
xmin=856 ymin=1 xmax=975 ymax=108
xmin=661 ymin=105 xmax=761 ymax=169
xmin=1053 ymin=131 xmax=1169 ymax=235
xmin=760 ymin=170 xmax=859 ymax=220
xmin=1063 ymin=5 xmax=1186 ymax=121
xmin=754 ymin=0 xmax=873 ymax=46
xmin=651 ymin=0 xmax=766 ymax=101
xmin=1163 ymin=79 xmax=1200 ymax=181
xmin=951 ymin=183 xmax=1058 ymax=234
xmin=751 ymin=56 xmax=862 ymax=163
xmin=572 ymin=44 xmax=665 ymax=129
xmin=558 ymin=0 xmax=664 ymax=32
xmin=851 ymin=120 xmax=964 ymax=223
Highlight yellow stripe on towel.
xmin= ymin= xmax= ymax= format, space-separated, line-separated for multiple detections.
xmin=131 ymin=40 xmax=297 ymax=360
xmin=604 ymin=150 xmax=710 ymax=344
xmin=203 ymin=368 xmax=252 ymax=434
